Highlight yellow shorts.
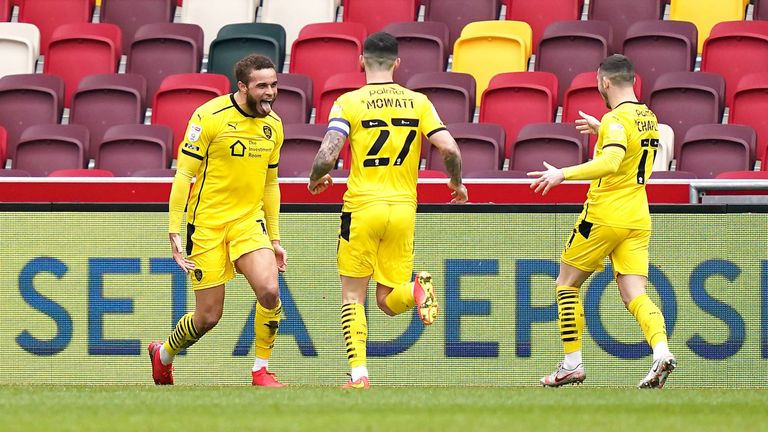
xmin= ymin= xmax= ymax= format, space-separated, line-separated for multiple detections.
xmin=186 ymin=212 xmax=273 ymax=290
xmin=561 ymin=218 xmax=650 ymax=277
xmin=337 ymin=203 xmax=416 ymax=288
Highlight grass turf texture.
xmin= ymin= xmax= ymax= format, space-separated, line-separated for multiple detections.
xmin=1 ymin=386 xmax=766 ymax=432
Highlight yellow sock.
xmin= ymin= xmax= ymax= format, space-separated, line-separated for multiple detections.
xmin=628 ymin=293 xmax=668 ymax=348
xmin=341 ymin=303 xmax=367 ymax=369
xmin=557 ymin=286 xmax=585 ymax=354
xmin=384 ymin=281 xmax=416 ymax=315
xmin=254 ymin=300 xmax=282 ymax=360
xmin=163 ymin=312 xmax=201 ymax=356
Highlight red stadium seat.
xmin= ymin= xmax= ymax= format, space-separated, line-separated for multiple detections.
xmin=15 ymin=124 xmax=89 ymax=176
xmin=510 ymin=122 xmax=585 ymax=172
xmin=317 ymin=72 xmax=366 ymax=125
xmin=731 ymin=72 xmax=768 ymax=164
xmin=96 ymin=124 xmax=173 ymax=176
xmin=715 ymin=170 xmax=768 ymax=179
xmin=272 ymin=73 xmax=313 ymax=124
xmin=290 ymin=22 xmax=366 ymax=110
xmin=151 ymin=73 xmax=230 ymax=157
xmin=343 ymin=0 xmax=418 ymax=33
xmin=49 ymin=168 xmax=114 ymax=177
xmin=18 ymin=0 xmax=93 ymax=55
xmin=479 ymin=71 xmax=558 ymax=160
xmin=506 ymin=0 xmax=581 ymax=54
xmin=1 ymin=0 xmax=11 ymax=21
xmin=701 ymin=21 xmax=768 ymax=107
xmin=44 ymin=23 xmax=122 ymax=107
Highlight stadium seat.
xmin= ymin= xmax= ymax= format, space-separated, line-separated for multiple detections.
xmin=131 ymin=167 xmax=176 ymax=177
xmin=562 ymin=71 xmax=642 ymax=158
xmin=70 ymin=73 xmax=147 ymax=160
xmin=343 ymin=0 xmax=418 ymax=33
xmin=426 ymin=122 xmax=505 ymax=176
xmin=505 ymin=0 xmax=581 ymax=54
xmin=209 ymin=23 xmax=286 ymax=89
xmin=279 ymin=123 xmax=327 ymax=177
xmin=260 ymin=0 xmax=338 ymax=55
xmin=43 ymin=23 xmax=122 ymax=108
xmin=422 ymin=0 xmax=501 ymax=48
xmin=756 ymin=0 xmax=768 ymax=21
xmin=452 ymin=20 xmax=532 ymax=100
xmin=509 ymin=122 xmax=585 ymax=172
xmin=587 ymin=0 xmax=663 ymax=54
xmin=406 ymin=71 xmax=476 ymax=124
xmin=179 ymin=0 xmax=257 ymax=55
xmin=0 ymin=74 xmax=64 ymax=161
xmin=649 ymin=71 xmax=725 ymax=161
xmin=0 ymin=0 xmax=11 ymax=21
xmin=0 ymin=168 xmax=31 ymax=176
xmin=535 ymin=20 xmax=611 ymax=105
xmin=654 ymin=123 xmax=674 ymax=171
xmin=17 ymin=0 xmax=93 ymax=55
xmin=622 ymin=20 xmax=698 ymax=102
xmin=650 ymin=170 xmax=697 ymax=179
xmin=700 ymin=21 xmax=768 ymax=108
xmin=271 ymin=73 xmax=313 ymax=124
xmin=669 ymin=0 xmax=746 ymax=53
xmin=0 ymin=126 xmax=6 ymax=168
xmin=677 ymin=124 xmax=756 ymax=178
xmin=479 ymin=71 xmax=558 ymax=160
xmin=463 ymin=168 xmax=529 ymax=178
xmin=317 ymin=72 xmax=366 ymax=124
xmin=100 ymin=0 xmax=174 ymax=50
xmin=151 ymin=73 xmax=230 ymax=157
xmin=127 ymin=23 xmax=204 ymax=100
xmin=0 ymin=23 xmax=40 ymax=78
xmin=289 ymin=22 xmax=367 ymax=110
xmin=96 ymin=124 xmax=173 ymax=176
xmin=382 ymin=21 xmax=450 ymax=86
xmin=731 ymin=72 xmax=768 ymax=164
xmin=48 ymin=168 xmax=114 ymax=177
xmin=15 ymin=124 xmax=89 ymax=176
xmin=715 ymin=170 xmax=768 ymax=179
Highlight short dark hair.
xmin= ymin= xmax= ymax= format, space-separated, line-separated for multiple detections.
xmin=363 ymin=32 xmax=398 ymax=70
xmin=234 ymin=54 xmax=276 ymax=86
xmin=598 ymin=54 xmax=634 ymax=87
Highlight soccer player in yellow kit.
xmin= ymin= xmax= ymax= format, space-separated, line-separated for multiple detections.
xmin=528 ymin=54 xmax=677 ymax=389
xmin=307 ymin=32 xmax=468 ymax=389
xmin=148 ymin=55 xmax=287 ymax=387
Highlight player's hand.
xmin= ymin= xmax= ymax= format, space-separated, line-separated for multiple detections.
xmin=272 ymin=240 xmax=287 ymax=273
xmin=169 ymin=232 xmax=195 ymax=273
xmin=575 ymin=110 xmax=600 ymax=135
xmin=527 ymin=161 xmax=565 ymax=196
xmin=308 ymin=174 xmax=333 ymax=195
xmin=448 ymin=180 xmax=468 ymax=204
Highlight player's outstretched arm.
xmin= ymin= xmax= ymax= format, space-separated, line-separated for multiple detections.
xmin=428 ymin=130 xmax=468 ymax=203
xmin=308 ymin=129 xmax=345 ymax=195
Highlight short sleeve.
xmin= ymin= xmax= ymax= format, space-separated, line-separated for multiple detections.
xmin=419 ymin=97 xmax=447 ymax=138
xmin=327 ymin=95 xmax=351 ymax=137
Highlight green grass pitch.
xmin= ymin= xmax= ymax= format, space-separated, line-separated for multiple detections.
xmin=2 ymin=386 xmax=767 ymax=432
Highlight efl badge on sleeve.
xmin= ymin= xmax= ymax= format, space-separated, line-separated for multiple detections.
xmin=188 ymin=125 xmax=202 ymax=142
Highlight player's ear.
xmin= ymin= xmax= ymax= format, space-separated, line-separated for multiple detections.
xmin=236 ymin=80 xmax=248 ymax=93
xmin=359 ymin=55 xmax=365 ymax=72
xmin=393 ymin=57 xmax=401 ymax=72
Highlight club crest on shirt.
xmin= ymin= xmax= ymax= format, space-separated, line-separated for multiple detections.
xmin=193 ymin=269 xmax=203 ymax=282
xmin=188 ymin=124 xmax=202 ymax=142
xmin=263 ymin=125 xmax=272 ymax=139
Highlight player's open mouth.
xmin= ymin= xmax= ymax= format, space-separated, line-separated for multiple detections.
xmin=260 ymin=100 xmax=273 ymax=114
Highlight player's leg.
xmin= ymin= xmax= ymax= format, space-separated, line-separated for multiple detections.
xmin=231 ymin=216 xmax=284 ymax=387
xmin=612 ymin=229 xmax=676 ymax=389
xmin=371 ymin=204 xmax=438 ymax=324
xmin=149 ymin=224 xmax=232 ymax=385
xmin=541 ymin=219 xmax=612 ymax=387
xmin=337 ymin=207 xmax=383 ymax=389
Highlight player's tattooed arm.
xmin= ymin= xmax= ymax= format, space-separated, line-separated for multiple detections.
xmin=309 ymin=130 xmax=345 ymax=182
xmin=442 ymin=148 xmax=463 ymax=186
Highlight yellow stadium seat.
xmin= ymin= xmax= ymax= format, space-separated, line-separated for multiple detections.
xmin=670 ymin=0 xmax=746 ymax=53
xmin=451 ymin=20 xmax=532 ymax=104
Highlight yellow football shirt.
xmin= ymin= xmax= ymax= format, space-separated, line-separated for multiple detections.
xmin=327 ymin=82 xmax=446 ymax=212
xmin=583 ymin=101 xmax=659 ymax=230
xmin=175 ymin=93 xmax=284 ymax=230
